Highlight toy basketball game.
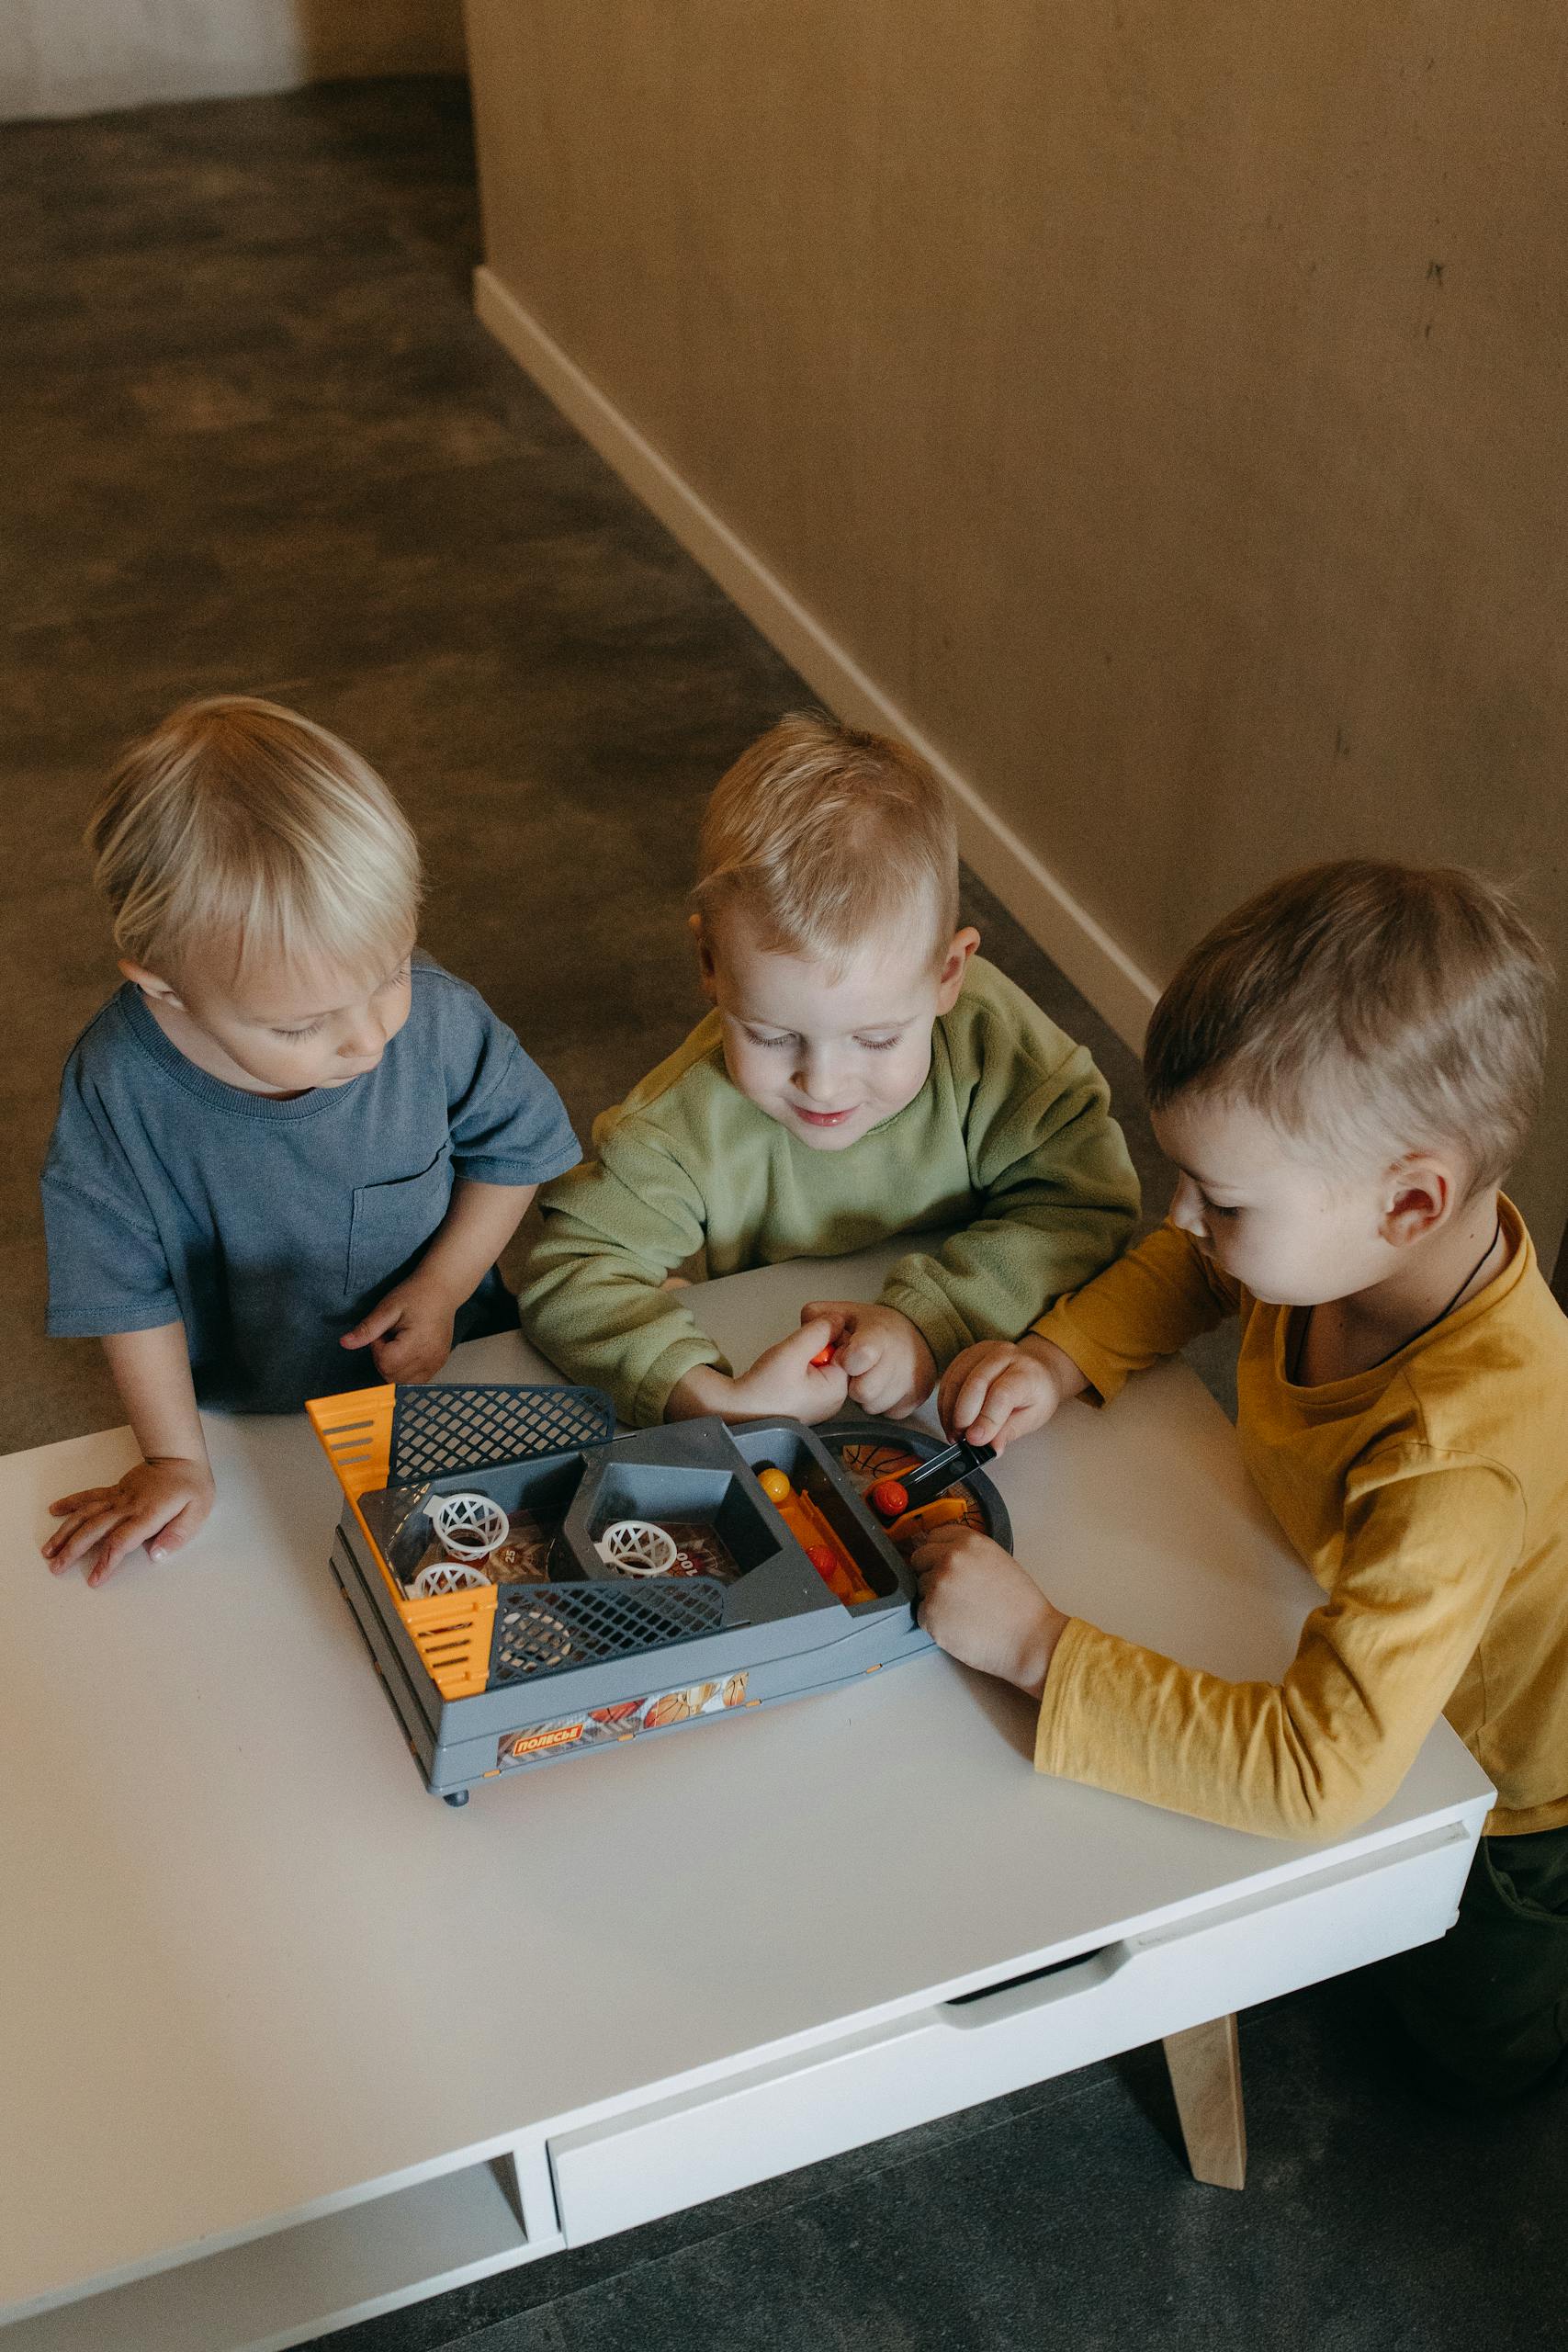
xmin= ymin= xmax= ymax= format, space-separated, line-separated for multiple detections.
xmin=307 ymin=1381 xmax=1012 ymax=1804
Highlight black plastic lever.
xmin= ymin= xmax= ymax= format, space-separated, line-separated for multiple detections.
xmin=871 ymin=1436 xmax=997 ymax=1520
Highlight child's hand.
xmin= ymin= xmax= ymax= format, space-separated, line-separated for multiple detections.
xmin=799 ymin=1301 xmax=937 ymax=1418
xmin=912 ymin=1522 xmax=1068 ymax=1697
xmin=341 ymin=1274 xmax=457 ymax=1383
xmin=668 ymin=1318 xmax=851 ymax=1424
xmin=727 ymin=1317 xmax=853 ymax=1422
xmin=937 ymin=1333 xmax=1083 ymax=1450
xmin=42 ymin=1456 xmax=215 ymax=1587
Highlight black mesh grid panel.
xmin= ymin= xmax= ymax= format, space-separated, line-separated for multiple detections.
xmin=490 ymin=1578 xmax=727 ymax=1685
xmin=388 ymin=1384 xmax=614 ymax=1483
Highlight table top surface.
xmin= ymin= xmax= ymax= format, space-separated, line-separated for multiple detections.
xmin=0 ymin=1245 xmax=1490 ymax=2312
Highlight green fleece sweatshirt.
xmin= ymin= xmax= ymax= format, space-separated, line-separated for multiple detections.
xmin=520 ymin=956 xmax=1139 ymax=1424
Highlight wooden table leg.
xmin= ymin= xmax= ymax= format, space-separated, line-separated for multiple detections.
xmin=1162 ymin=2011 xmax=1247 ymax=2188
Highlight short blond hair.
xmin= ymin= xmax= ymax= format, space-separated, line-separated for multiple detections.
xmin=694 ymin=713 xmax=960 ymax=968
xmin=87 ymin=696 xmax=423 ymax=984
xmin=1145 ymin=860 xmax=1551 ymax=1186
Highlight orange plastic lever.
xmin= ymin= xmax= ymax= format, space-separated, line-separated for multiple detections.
xmin=756 ymin=1464 xmax=875 ymax=1604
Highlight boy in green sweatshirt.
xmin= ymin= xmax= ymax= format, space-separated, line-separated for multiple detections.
xmin=520 ymin=714 xmax=1139 ymax=1426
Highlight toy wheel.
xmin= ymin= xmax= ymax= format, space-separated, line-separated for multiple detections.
xmin=443 ymin=1790 xmax=470 ymax=1807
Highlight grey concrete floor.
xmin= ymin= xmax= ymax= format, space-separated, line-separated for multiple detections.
xmin=2 ymin=75 xmax=1556 ymax=2352
xmin=0 ymin=71 xmax=1227 ymax=1458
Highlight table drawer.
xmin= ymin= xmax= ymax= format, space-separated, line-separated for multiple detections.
xmin=548 ymin=1820 xmax=1473 ymax=2245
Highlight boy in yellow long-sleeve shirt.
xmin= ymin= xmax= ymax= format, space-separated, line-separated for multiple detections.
xmin=914 ymin=861 xmax=1568 ymax=2107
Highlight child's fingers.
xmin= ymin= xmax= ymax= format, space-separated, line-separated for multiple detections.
xmin=939 ymin=1357 xmax=990 ymax=1435
xmin=146 ymin=1498 xmax=204 ymax=1562
xmin=974 ymin=1362 xmax=1054 ymax=1449
xmin=86 ymin=1530 xmax=147 ymax=1586
xmin=48 ymin=1486 xmax=113 ymax=1518
xmin=949 ymin=1352 xmax=1010 ymax=1440
xmin=962 ymin=1354 xmax=1039 ymax=1444
xmin=744 ymin=1320 xmax=847 ymax=1415
xmin=341 ymin=1297 xmax=405 ymax=1350
xmin=45 ymin=1499 xmax=119 ymax=1555
xmin=909 ymin=1522 xmax=974 ymax=1577
xmin=370 ymin=1317 xmax=425 ymax=1363
xmin=374 ymin=1330 xmax=444 ymax=1382
xmin=87 ymin=1515 xmax=161 ymax=1586
xmin=85 ymin=1489 xmax=188 ymax=1585
xmin=913 ymin=1528 xmax=1005 ymax=1625
xmin=793 ymin=1317 xmax=838 ymax=1363
xmin=800 ymin=1301 xmax=852 ymax=1342
xmin=45 ymin=1504 xmax=125 ymax=1572
xmin=992 ymin=1389 xmax=1055 ymax=1452
xmin=42 ymin=1491 xmax=114 ymax=1554
xmin=964 ymin=1386 xmax=1022 ymax=1448
xmin=937 ymin=1350 xmax=985 ymax=1433
xmin=846 ymin=1359 xmax=908 ymax=1415
xmin=974 ymin=1407 xmax=1021 ymax=1453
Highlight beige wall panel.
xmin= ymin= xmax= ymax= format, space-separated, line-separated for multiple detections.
xmin=467 ymin=2 xmax=1568 ymax=1243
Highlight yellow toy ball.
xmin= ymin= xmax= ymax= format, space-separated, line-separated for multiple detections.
xmin=757 ymin=1465 xmax=792 ymax=1503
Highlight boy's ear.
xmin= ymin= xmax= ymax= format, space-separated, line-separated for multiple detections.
xmin=932 ymin=927 xmax=981 ymax=1013
xmin=690 ymin=913 xmax=719 ymax=1004
xmin=118 ymin=959 xmax=185 ymax=1011
xmin=1380 ymin=1154 xmax=1451 ymax=1250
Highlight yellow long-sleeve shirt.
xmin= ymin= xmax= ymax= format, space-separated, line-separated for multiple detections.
xmin=1032 ymin=1199 xmax=1568 ymax=1840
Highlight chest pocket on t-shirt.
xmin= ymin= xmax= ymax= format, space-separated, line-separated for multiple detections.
xmin=346 ymin=1145 xmax=454 ymax=1300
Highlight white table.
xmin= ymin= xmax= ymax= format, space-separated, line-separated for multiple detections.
xmin=0 ymin=1247 xmax=1492 ymax=2350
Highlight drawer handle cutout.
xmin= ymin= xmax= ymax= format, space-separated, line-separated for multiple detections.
xmin=944 ymin=1945 xmax=1111 ymax=2010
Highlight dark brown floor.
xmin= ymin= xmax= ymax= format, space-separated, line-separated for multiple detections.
xmin=0 ymin=74 xmax=1187 ymax=1458
xmin=3 ymin=76 xmax=1556 ymax=2352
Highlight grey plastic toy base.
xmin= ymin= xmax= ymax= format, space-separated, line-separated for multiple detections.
xmin=327 ymin=1399 xmax=1012 ymax=1804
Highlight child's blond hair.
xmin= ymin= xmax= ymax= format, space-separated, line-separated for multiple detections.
xmin=1145 ymin=860 xmax=1551 ymax=1187
xmin=694 ymin=713 xmax=960 ymax=968
xmin=87 ymin=696 xmax=422 ymax=984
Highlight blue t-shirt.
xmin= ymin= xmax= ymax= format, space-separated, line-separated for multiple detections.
xmin=41 ymin=959 xmax=580 ymax=1413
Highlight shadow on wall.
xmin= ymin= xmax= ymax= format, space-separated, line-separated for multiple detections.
xmin=0 ymin=0 xmax=467 ymax=120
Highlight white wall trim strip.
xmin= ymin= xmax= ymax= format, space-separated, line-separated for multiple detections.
xmin=475 ymin=265 xmax=1160 ymax=1050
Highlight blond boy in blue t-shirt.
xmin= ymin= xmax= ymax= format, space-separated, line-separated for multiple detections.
xmin=41 ymin=697 xmax=578 ymax=1585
